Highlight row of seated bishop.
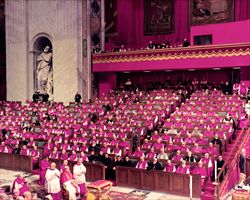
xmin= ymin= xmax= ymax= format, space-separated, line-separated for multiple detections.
xmin=0 ymin=92 xmax=244 ymax=184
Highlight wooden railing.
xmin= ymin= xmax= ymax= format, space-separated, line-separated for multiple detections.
xmin=246 ymin=158 xmax=250 ymax=178
xmin=0 ymin=153 xmax=105 ymax=182
xmin=116 ymin=166 xmax=201 ymax=198
xmin=0 ymin=153 xmax=33 ymax=172
xmin=216 ymin=121 xmax=250 ymax=199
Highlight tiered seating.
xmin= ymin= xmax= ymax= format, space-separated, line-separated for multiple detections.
xmin=136 ymin=90 xmax=244 ymax=179
xmin=0 ymin=99 xmax=112 ymax=162
xmin=0 ymin=89 xmax=246 ymax=198
xmin=88 ymin=90 xmax=179 ymax=157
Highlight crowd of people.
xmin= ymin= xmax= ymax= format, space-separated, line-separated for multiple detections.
xmin=0 ymin=159 xmax=86 ymax=200
xmin=92 ymin=38 xmax=191 ymax=54
xmin=0 ymin=79 xmax=249 ymax=199
xmin=118 ymin=78 xmax=249 ymax=98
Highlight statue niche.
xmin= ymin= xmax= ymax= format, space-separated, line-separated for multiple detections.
xmin=33 ymin=36 xmax=53 ymax=101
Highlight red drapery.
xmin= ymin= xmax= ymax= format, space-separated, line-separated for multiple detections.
xmin=113 ymin=0 xmax=250 ymax=49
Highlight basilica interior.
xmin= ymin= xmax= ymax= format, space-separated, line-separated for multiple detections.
xmin=0 ymin=0 xmax=249 ymax=200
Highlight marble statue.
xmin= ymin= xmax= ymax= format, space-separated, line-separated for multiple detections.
xmin=36 ymin=46 xmax=53 ymax=100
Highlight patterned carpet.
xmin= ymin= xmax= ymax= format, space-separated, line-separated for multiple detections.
xmin=28 ymin=181 xmax=144 ymax=200
xmin=108 ymin=191 xmax=144 ymax=200
xmin=28 ymin=181 xmax=47 ymax=198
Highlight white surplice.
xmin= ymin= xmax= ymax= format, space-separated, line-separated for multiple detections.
xmin=73 ymin=164 xmax=86 ymax=184
xmin=45 ymin=168 xmax=61 ymax=193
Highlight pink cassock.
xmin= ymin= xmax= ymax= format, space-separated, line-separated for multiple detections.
xmin=197 ymin=139 xmax=208 ymax=146
xmin=133 ymin=151 xmax=144 ymax=158
xmin=61 ymin=144 xmax=70 ymax=150
xmin=12 ymin=140 xmax=19 ymax=145
xmin=217 ymin=131 xmax=225 ymax=137
xmin=204 ymin=130 xmax=214 ymax=137
xmin=119 ymin=141 xmax=130 ymax=149
xmin=191 ymin=166 xmax=207 ymax=188
xmin=49 ymin=152 xmax=59 ymax=159
xmin=174 ymin=122 xmax=183 ymax=128
xmin=60 ymin=153 xmax=68 ymax=160
xmin=201 ymin=157 xmax=213 ymax=175
xmin=20 ymin=149 xmax=29 ymax=156
xmin=136 ymin=160 xmax=148 ymax=169
xmin=191 ymin=166 xmax=207 ymax=178
xmin=7 ymin=147 xmax=13 ymax=153
xmin=106 ymin=132 xmax=114 ymax=138
xmin=0 ymin=145 xmax=8 ymax=153
xmin=4 ymin=138 xmax=12 ymax=145
xmin=166 ymin=145 xmax=175 ymax=152
xmin=71 ymin=145 xmax=79 ymax=151
xmin=180 ymin=146 xmax=188 ymax=152
xmin=164 ymin=164 xmax=176 ymax=173
xmin=162 ymin=135 xmax=171 ymax=142
xmin=173 ymin=137 xmax=182 ymax=143
xmin=146 ymin=152 xmax=156 ymax=159
xmin=12 ymin=177 xmax=29 ymax=196
xmin=164 ymin=122 xmax=172 ymax=128
xmin=153 ymin=143 xmax=164 ymax=151
xmin=72 ymin=138 xmax=79 ymax=143
xmin=186 ymin=123 xmax=194 ymax=129
xmin=54 ymin=136 xmax=62 ymax=143
xmin=176 ymin=165 xmax=190 ymax=174
xmin=27 ymin=141 xmax=36 ymax=147
xmin=179 ymin=130 xmax=189 ymax=136
xmin=39 ymin=159 xmax=50 ymax=185
xmin=208 ymin=124 xmax=217 ymax=129
xmin=184 ymin=137 xmax=195 ymax=144
xmin=125 ymin=127 xmax=133 ymax=132
xmin=30 ymin=150 xmax=40 ymax=165
xmin=81 ymin=155 xmax=88 ymax=162
xmin=113 ymin=148 xmax=121 ymax=155
xmin=191 ymin=147 xmax=203 ymax=154
xmin=172 ymin=155 xmax=183 ymax=162
xmin=80 ymin=146 xmax=88 ymax=152
xmin=79 ymin=138 xmax=88 ymax=144
xmin=239 ymin=85 xmax=247 ymax=95
xmin=97 ymin=132 xmax=106 ymax=137
xmin=222 ymin=124 xmax=232 ymax=131
xmin=101 ymin=147 xmax=109 ymax=154
xmin=69 ymin=154 xmax=78 ymax=161
xmin=73 ymin=124 xmax=80 ymax=131
xmin=137 ymin=128 xmax=145 ymax=136
xmin=152 ymin=135 xmax=160 ymax=141
xmin=142 ymin=142 xmax=152 ymax=149
xmin=64 ymin=129 xmax=72 ymax=138
xmin=203 ymin=147 xmax=219 ymax=156
xmin=110 ymin=140 xmax=119 ymax=146
xmin=198 ymin=124 xmax=206 ymax=129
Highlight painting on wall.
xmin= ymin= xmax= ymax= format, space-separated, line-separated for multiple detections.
xmin=91 ymin=0 xmax=101 ymax=45
xmin=105 ymin=0 xmax=118 ymax=37
xmin=144 ymin=0 xmax=174 ymax=35
xmin=189 ymin=0 xmax=234 ymax=26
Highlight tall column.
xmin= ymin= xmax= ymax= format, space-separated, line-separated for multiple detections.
xmin=82 ymin=0 xmax=92 ymax=101
xmin=86 ymin=0 xmax=92 ymax=100
xmin=100 ymin=0 xmax=105 ymax=51
xmin=5 ymin=0 xmax=29 ymax=102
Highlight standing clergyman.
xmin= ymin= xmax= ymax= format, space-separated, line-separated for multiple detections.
xmin=73 ymin=158 xmax=87 ymax=197
xmin=45 ymin=162 xmax=61 ymax=200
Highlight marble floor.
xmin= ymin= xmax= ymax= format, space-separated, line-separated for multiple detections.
xmin=0 ymin=168 xmax=199 ymax=200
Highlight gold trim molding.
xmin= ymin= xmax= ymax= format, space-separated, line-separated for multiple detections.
xmin=93 ymin=48 xmax=250 ymax=64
